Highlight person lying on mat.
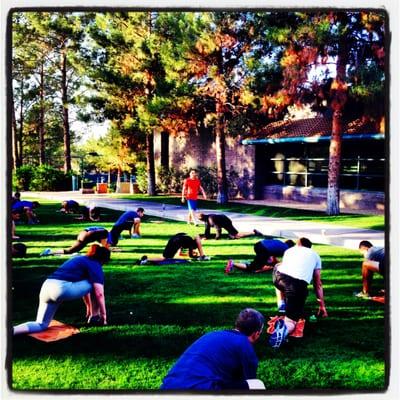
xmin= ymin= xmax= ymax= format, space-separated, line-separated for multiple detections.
xmin=13 ymin=244 xmax=111 ymax=335
xmin=138 ymin=233 xmax=210 ymax=265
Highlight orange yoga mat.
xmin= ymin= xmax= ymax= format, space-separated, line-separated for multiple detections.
xmin=28 ymin=320 xmax=80 ymax=342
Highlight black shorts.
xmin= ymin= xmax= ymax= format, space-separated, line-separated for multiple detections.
xmin=163 ymin=235 xmax=195 ymax=259
xmin=247 ymin=241 xmax=271 ymax=272
xmin=82 ymin=229 xmax=108 ymax=244
xmin=273 ymin=270 xmax=308 ymax=321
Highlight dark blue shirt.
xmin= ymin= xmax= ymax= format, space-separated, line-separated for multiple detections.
xmin=260 ymin=239 xmax=289 ymax=256
xmin=12 ymin=200 xmax=34 ymax=210
xmin=114 ymin=211 xmax=139 ymax=226
xmin=366 ymin=247 xmax=385 ymax=264
xmin=84 ymin=226 xmax=106 ymax=232
xmin=160 ymin=330 xmax=258 ymax=390
xmin=48 ymin=256 xmax=104 ymax=285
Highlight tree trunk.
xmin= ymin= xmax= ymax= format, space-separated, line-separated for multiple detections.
xmin=61 ymin=47 xmax=71 ymax=173
xmin=146 ymin=131 xmax=156 ymax=195
xmin=215 ymin=112 xmax=229 ymax=204
xmin=326 ymin=110 xmax=343 ymax=215
xmin=39 ymin=62 xmax=46 ymax=165
xmin=18 ymin=80 xmax=24 ymax=166
xmin=11 ymin=93 xmax=20 ymax=168
xmin=326 ymin=40 xmax=347 ymax=216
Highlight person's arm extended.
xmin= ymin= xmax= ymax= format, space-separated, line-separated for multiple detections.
xmin=200 ymin=184 xmax=207 ymax=200
xmin=93 ymin=283 xmax=107 ymax=324
xmin=312 ymin=269 xmax=328 ymax=317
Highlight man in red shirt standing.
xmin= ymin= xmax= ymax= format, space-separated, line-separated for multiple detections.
xmin=181 ymin=169 xmax=207 ymax=225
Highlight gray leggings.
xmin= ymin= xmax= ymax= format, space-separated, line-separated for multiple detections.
xmin=13 ymin=279 xmax=92 ymax=335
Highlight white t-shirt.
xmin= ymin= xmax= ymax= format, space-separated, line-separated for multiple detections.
xmin=277 ymin=246 xmax=322 ymax=284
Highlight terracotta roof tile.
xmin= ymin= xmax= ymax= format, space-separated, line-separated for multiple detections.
xmin=250 ymin=116 xmax=381 ymax=139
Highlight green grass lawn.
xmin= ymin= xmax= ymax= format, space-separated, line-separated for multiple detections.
xmin=10 ymin=202 xmax=387 ymax=392
xmin=110 ymin=194 xmax=385 ymax=231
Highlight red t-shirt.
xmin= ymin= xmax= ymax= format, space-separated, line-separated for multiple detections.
xmin=184 ymin=178 xmax=201 ymax=200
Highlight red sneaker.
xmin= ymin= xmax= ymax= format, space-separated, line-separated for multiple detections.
xmin=289 ymin=318 xmax=305 ymax=338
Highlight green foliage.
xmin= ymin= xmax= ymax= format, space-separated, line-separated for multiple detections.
xmin=29 ymin=164 xmax=72 ymax=191
xmin=14 ymin=165 xmax=35 ymax=191
xmin=11 ymin=201 xmax=386 ymax=391
xmin=135 ymin=162 xmax=148 ymax=193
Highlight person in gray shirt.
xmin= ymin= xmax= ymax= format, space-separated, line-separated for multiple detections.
xmin=355 ymin=240 xmax=385 ymax=298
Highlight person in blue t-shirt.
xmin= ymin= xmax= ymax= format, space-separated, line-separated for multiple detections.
xmin=225 ymin=239 xmax=295 ymax=274
xmin=108 ymin=208 xmax=145 ymax=245
xmin=160 ymin=308 xmax=265 ymax=391
xmin=13 ymin=244 xmax=111 ymax=335
xmin=40 ymin=226 xmax=110 ymax=256
xmin=11 ymin=200 xmax=40 ymax=224
xmin=60 ymin=200 xmax=81 ymax=214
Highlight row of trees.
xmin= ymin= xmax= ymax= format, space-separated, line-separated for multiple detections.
xmin=11 ymin=11 xmax=385 ymax=214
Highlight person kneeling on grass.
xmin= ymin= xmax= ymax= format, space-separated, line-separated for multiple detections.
xmin=355 ymin=240 xmax=385 ymax=299
xmin=109 ymin=208 xmax=145 ymax=243
xmin=225 ymin=239 xmax=295 ymax=274
xmin=13 ymin=244 xmax=110 ymax=335
xmin=198 ymin=213 xmax=263 ymax=240
xmin=40 ymin=226 xmax=114 ymax=256
xmin=160 ymin=308 xmax=266 ymax=391
xmin=60 ymin=200 xmax=81 ymax=214
xmin=269 ymin=237 xmax=328 ymax=348
xmin=138 ymin=232 xmax=210 ymax=265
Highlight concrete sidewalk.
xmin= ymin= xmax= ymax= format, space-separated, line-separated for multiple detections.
xmin=25 ymin=191 xmax=385 ymax=250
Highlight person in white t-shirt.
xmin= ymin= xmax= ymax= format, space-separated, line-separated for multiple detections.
xmin=271 ymin=237 xmax=328 ymax=343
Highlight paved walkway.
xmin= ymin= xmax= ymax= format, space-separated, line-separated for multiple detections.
xmin=25 ymin=191 xmax=385 ymax=250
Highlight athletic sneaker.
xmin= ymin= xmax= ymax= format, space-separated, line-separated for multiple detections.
xmin=278 ymin=303 xmax=286 ymax=314
xmin=268 ymin=318 xmax=289 ymax=349
xmin=197 ymin=255 xmax=211 ymax=261
xmin=131 ymin=233 xmax=141 ymax=238
xmin=225 ymin=259 xmax=234 ymax=274
xmin=289 ymin=318 xmax=305 ymax=338
xmin=40 ymin=248 xmax=53 ymax=257
xmin=253 ymin=229 xmax=263 ymax=237
xmin=354 ymin=291 xmax=370 ymax=299
xmin=138 ymin=255 xmax=148 ymax=265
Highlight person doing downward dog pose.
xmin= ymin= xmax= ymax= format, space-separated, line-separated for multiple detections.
xmin=40 ymin=226 xmax=111 ymax=256
xmin=138 ymin=233 xmax=210 ymax=265
xmin=269 ymin=237 xmax=328 ymax=347
xmin=226 ymin=239 xmax=295 ymax=274
xmin=160 ymin=308 xmax=266 ymax=391
xmin=181 ymin=170 xmax=207 ymax=226
xmin=13 ymin=244 xmax=110 ymax=335
xmin=355 ymin=240 xmax=385 ymax=298
xmin=108 ymin=208 xmax=145 ymax=243
xmin=198 ymin=213 xmax=263 ymax=240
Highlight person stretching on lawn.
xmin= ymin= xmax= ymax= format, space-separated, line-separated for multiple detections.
xmin=225 ymin=239 xmax=295 ymax=274
xmin=108 ymin=208 xmax=145 ymax=244
xmin=40 ymin=226 xmax=112 ymax=256
xmin=355 ymin=240 xmax=385 ymax=299
xmin=13 ymin=244 xmax=110 ymax=335
xmin=160 ymin=308 xmax=266 ymax=391
xmin=198 ymin=213 xmax=263 ymax=240
xmin=138 ymin=233 xmax=210 ymax=265
xmin=269 ymin=237 xmax=328 ymax=348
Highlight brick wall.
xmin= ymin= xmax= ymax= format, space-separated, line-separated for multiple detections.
xmin=154 ymin=130 xmax=256 ymax=199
